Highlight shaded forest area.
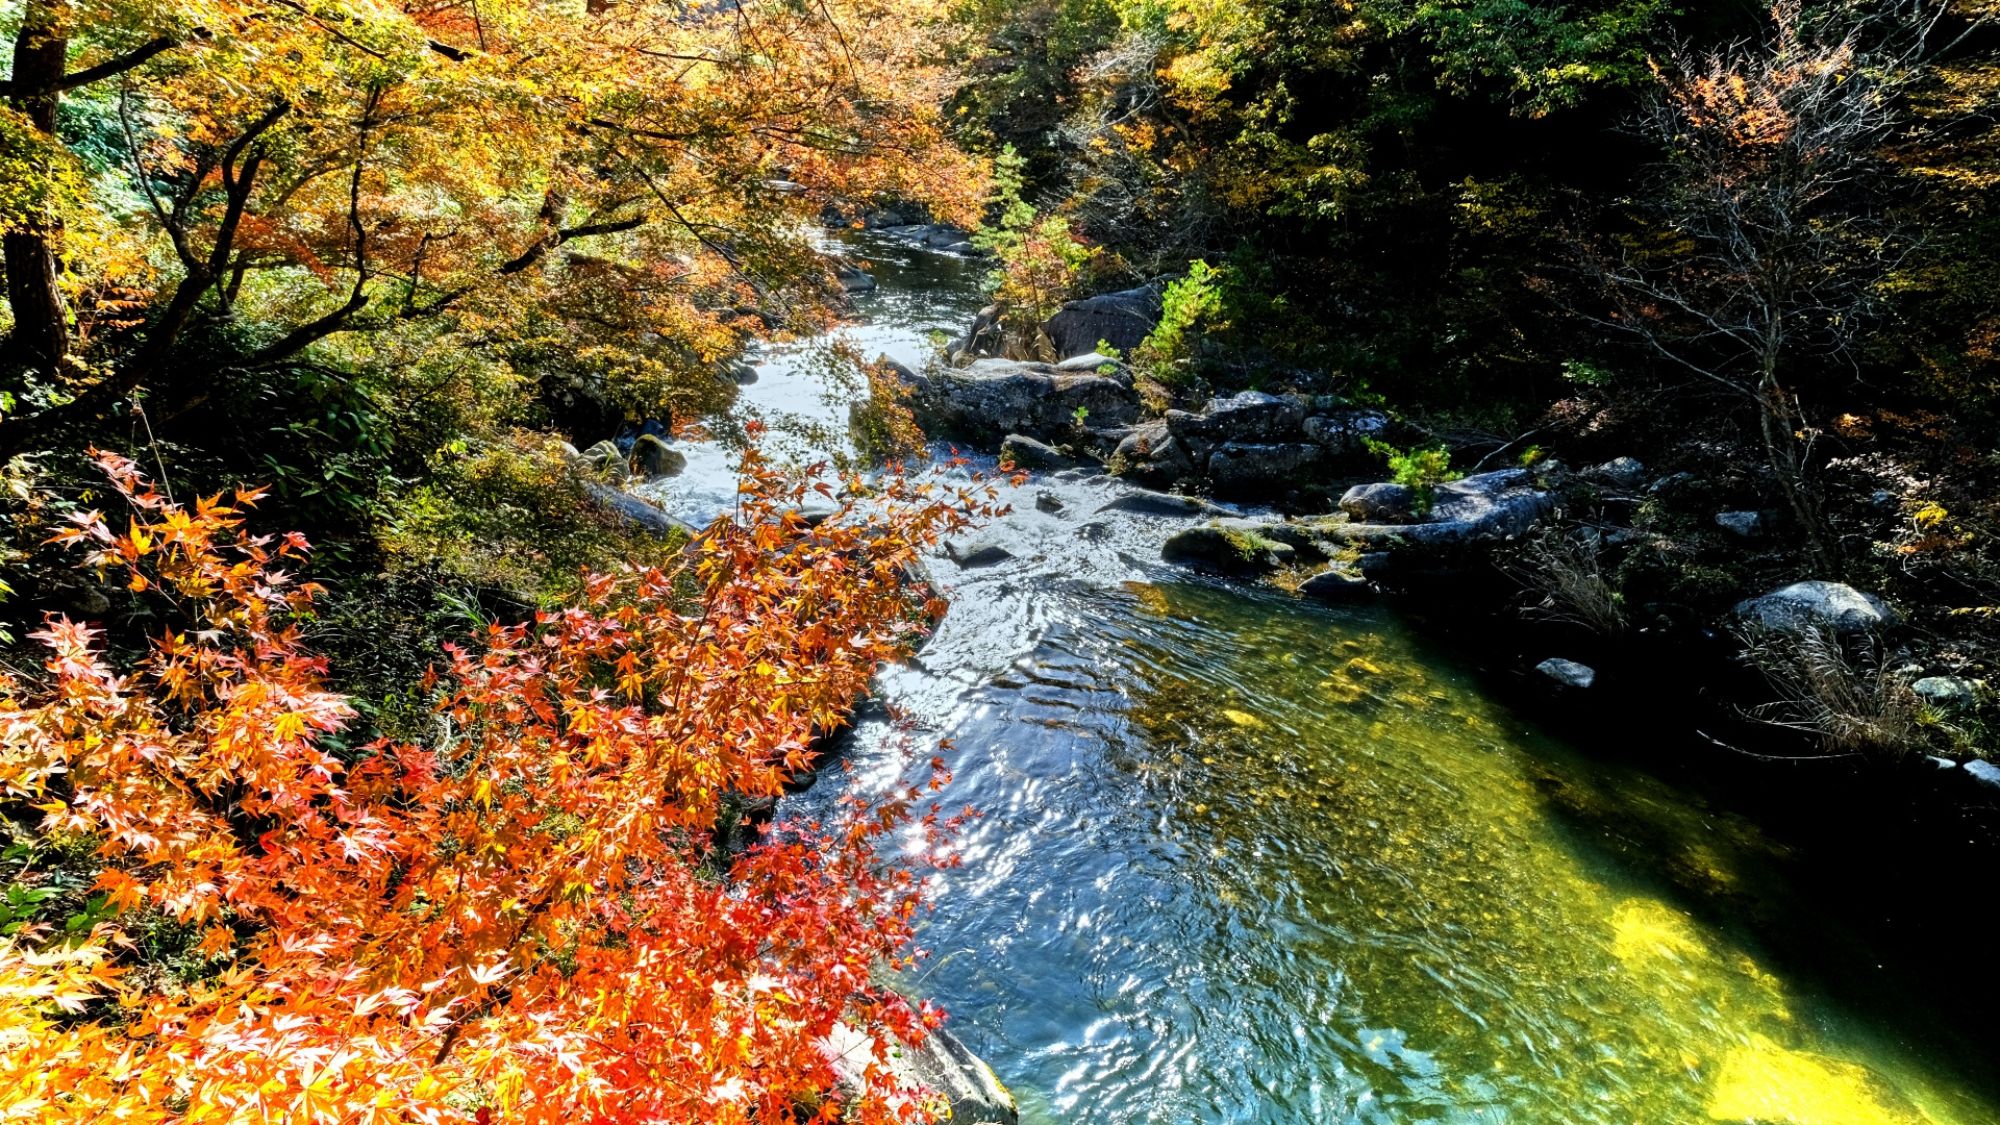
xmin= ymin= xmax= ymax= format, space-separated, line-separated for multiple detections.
xmin=947 ymin=0 xmax=2000 ymax=760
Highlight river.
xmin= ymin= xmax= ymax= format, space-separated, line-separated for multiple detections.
xmin=635 ymin=234 xmax=2000 ymax=1125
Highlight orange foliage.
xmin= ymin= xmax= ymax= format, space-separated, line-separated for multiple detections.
xmin=1 ymin=449 xmax=996 ymax=1123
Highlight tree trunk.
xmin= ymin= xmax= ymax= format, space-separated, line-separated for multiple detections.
xmin=1757 ymin=364 xmax=1836 ymax=575
xmin=5 ymin=0 xmax=72 ymax=375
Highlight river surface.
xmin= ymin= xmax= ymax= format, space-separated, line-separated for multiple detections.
xmin=637 ymin=235 xmax=1999 ymax=1125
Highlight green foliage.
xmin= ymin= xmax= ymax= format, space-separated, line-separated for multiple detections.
xmin=974 ymin=146 xmax=1095 ymax=357
xmin=381 ymin=434 xmax=648 ymax=603
xmin=1367 ymin=438 xmax=1460 ymax=512
xmin=1134 ymin=260 xmax=1226 ymax=386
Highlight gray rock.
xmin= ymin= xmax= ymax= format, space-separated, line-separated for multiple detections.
xmin=1340 ymin=482 xmax=1421 ymax=523
xmin=1302 ymin=410 xmax=1389 ymax=455
xmin=1095 ymin=490 xmax=1221 ymax=518
xmin=906 ymin=359 xmax=1140 ymax=442
xmin=1585 ymin=457 xmax=1648 ymax=489
xmin=946 ymin=534 xmax=1014 ymax=569
xmin=1715 ymin=511 xmax=1764 ymax=538
xmin=1194 ymin=391 xmax=1306 ymax=442
xmin=577 ymin=439 xmax=629 ymax=483
xmin=823 ymin=1023 xmax=1018 ymax=1124
xmin=1034 ymin=490 xmax=1066 ymax=514
xmin=1647 ymin=471 xmax=1696 ymax=496
xmin=1056 ymin=351 xmax=1123 ymax=374
xmin=1299 ymin=567 xmax=1372 ymax=602
xmin=1162 ymin=524 xmax=1295 ymax=575
xmin=1110 ymin=421 xmax=1197 ymax=488
xmin=1042 ymin=285 xmax=1163 ymax=359
xmin=1912 ymin=676 xmax=1979 ymax=710
xmin=1734 ymin=581 xmax=1899 ymax=636
xmin=1329 ymin=469 xmax=1554 ymax=549
xmin=632 ymin=434 xmax=686 ymax=480
xmin=1966 ymin=760 xmax=2000 ymax=789
xmin=1000 ymin=434 xmax=1075 ymax=471
xmin=1536 ymin=658 xmax=1597 ymax=690
xmin=1207 ymin=442 xmax=1323 ymax=493
xmin=833 ymin=260 xmax=877 ymax=293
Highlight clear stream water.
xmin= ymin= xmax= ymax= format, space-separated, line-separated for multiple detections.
xmin=636 ymin=236 xmax=2000 ymax=1125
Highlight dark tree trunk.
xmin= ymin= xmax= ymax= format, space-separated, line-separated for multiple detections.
xmin=4 ymin=0 xmax=72 ymax=375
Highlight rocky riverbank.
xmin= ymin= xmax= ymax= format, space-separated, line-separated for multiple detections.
xmin=886 ymin=311 xmax=1997 ymax=799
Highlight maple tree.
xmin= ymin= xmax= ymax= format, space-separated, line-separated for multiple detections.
xmin=2 ymin=0 xmax=982 ymax=448
xmin=0 ymin=447 xmax=995 ymax=1123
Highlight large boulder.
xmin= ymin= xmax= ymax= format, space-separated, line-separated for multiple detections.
xmin=1583 ymin=457 xmax=1648 ymax=489
xmin=1734 ymin=581 xmax=1898 ymax=636
xmin=1178 ymin=391 xmax=1306 ymax=443
xmin=1207 ymin=442 xmax=1324 ymax=494
xmin=832 ymin=259 xmax=877 ymax=293
xmin=1329 ymin=469 xmax=1554 ymax=549
xmin=1056 ymin=351 xmax=1126 ymax=375
xmin=906 ymin=359 xmax=1139 ymax=443
xmin=1042 ymin=285 xmax=1162 ymax=360
xmin=576 ymin=439 xmax=629 ymax=483
xmin=632 ymin=434 xmax=686 ymax=480
xmin=582 ymin=482 xmax=697 ymax=537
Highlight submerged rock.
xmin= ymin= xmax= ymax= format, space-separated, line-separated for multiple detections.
xmin=1095 ymin=490 xmax=1224 ymax=518
xmin=946 ymin=533 xmax=1015 ymax=569
xmin=822 ymin=1024 xmax=1018 ymax=1124
xmin=1734 ymin=581 xmax=1898 ymax=636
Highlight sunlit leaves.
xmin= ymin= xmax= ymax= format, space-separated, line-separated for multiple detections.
xmin=0 ymin=449 xmax=997 ymax=1122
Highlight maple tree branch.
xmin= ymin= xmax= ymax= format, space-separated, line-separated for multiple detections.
xmin=498 ymin=215 xmax=647 ymax=275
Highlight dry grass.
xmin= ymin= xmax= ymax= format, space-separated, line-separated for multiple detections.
xmin=1737 ymin=625 xmax=1929 ymax=755
xmin=1506 ymin=528 xmax=1628 ymax=636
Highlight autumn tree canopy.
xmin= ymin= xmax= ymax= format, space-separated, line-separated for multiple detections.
xmin=2 ymin=0 xmax=982 ymax=448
